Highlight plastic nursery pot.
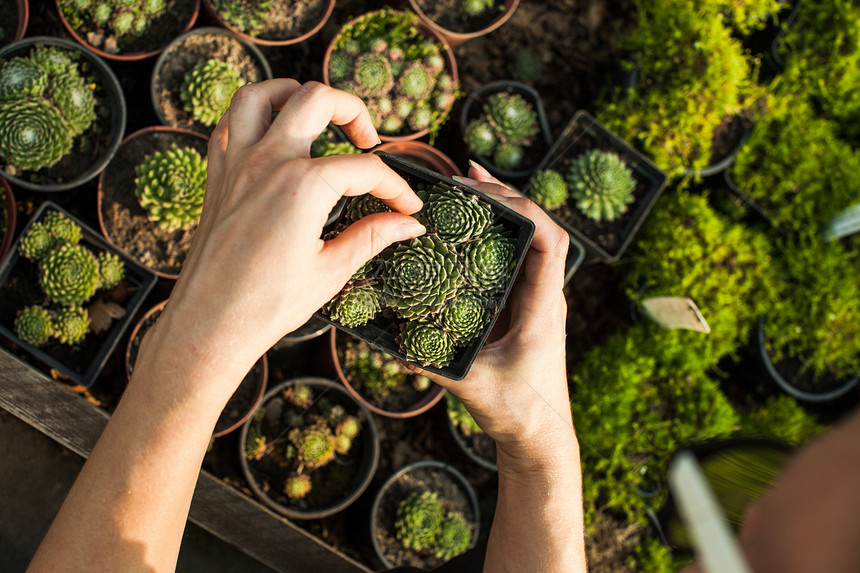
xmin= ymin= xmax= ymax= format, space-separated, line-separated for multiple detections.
xmin=0 ymin=37 xmax=127 ymax=192
xmin=757 ymin=317 xmax=860 ymax=403
xmin=522 ymin=110 xmax=668 ymax=263
xmin=125 ymin=300 xmax=269 ymax=437
xmin=8 ymin=0 xmax=28 ymax=45
xmin=658 ymin=438 xmax=795 ymax=552
xmin=722 ymin=169 xmax=785 ymax=235
xmin=375 ymin=141 xmax=463 ymax=178
xmin=151 ymin=27 xmax=273 ymax=134
xmin=272 ymin=315 xmax=332 ymax=350
xmin=322 ymin=10 xmax=459 ymax=143
xmin=371 ymin=460 xmax=480 ymax=570
xmin=407 ymin=0 xmax=519 ymax=47
xmin=202 ymin=0 xmax=335 ymax=47
xmin=330 ymin=328 xmax=446 ymax=419
xmin=0 ymin=176 xmax=16 ymax=262
xmin=238 ymin=377 xmax=380 ymax=520
xmin=55 ymin=0 xmax=200 ymax=61
xmin=446 ymin=404 xmax=497 ymax=472
xmin=315 ymin=151 xmax=536 ymax=381
xmin=459 ymin=80 xmax=553 ymax=181
xmin=0 ymin=202 xmax=158 ymax=387
xmin=97 ymin=126 xmax=209 ymax=280
xmin=680 ymin=116 xmax=750 ymax=179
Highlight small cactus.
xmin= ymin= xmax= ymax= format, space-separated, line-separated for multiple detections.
xmin=181 ymin=59 xmax=245 ymax=127
xmin=0 ymin=99 xmax=73 ymax=172
xmin=97 ymin=252 xmax=125 ymax=290
xmin=53 ymin=305 xmax=90 ymax=345
xmin=528 ymin=169 xmax=569 ymax=210
xmin=396 ymin=491 xmax=444 ymax=551
xmin=353 ymin=54 xmax=394 ymax=97
xmin=43 ymin=211 xmax=82 ymax=245
xmin=39 ymin=243 xmax=100 ymax=306
xmin=398 ymin=63 xmax=435 ymax=100
xmin=135 ymin=144 xmax=208 ymax=230
xmin=566 ymin=150 xmax=636 ymax=222
xmin=486 ymin=92 xmax=538 ymax=144
xmin=15 ymin=306 xmax=53 ymax=346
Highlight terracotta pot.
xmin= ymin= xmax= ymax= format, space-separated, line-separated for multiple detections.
xmin=203 ymin=0 xmax=334 ymax=46
xmin=55 ymin=0 xmax=200 ymax=61
xmin=407 ymin=0 xmax=519 ymax=47
xmin=125 ymin=299 xmax=269 ymax=437
xmin=322 ymin=10 xmax=459 ymax=142
xmin=375 ymin=141 xmax=463 ymax=177
xmin=97 ymin=125 xmax=209 ymax=280
xmin=13 ymin=0 xmax=28 ymax=43
xmin=330 ymin=328 xmax=446 ymax=419
xmin=239 ymin=377 xmax=380 ymax=520
xmin=0 ymin=37 xmax=127 ymax=192
xmin=0 ymin=176 xmax=15 ymax=262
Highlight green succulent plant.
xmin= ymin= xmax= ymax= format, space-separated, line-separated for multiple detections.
xmin=135 ymin=144 xmax=208 ymax=230
xmin=18 ymin=223 xmax=56 ymax=260
xmin=346 ymin=194 xmax=391 ymax=223
xmin=462 ymin=225 xmax=515 ymax=294
xmin=445 ymin=392 xmax=482 ymax=437
xmin=528 ymin=169 xmax=569 ymax=210
xmin=435 ymin=512 xmax=471 ymax=559
xmin=0 ymin=98 xmax=73 ymax=172
xmin=97 ymin=252 xmax=125 ymax=290
xmin=214 ymin=0 xmax=272 ymax=37
xmin=30 ymin=46 xmax=74 ymax=76
xmin=492 ymin=142 xmax=524 ymax=171
xmin=0 ymin=57 xmax=47 ymax=100
xmin=326 ymin=284 xmax=381 ymax=328
xmin=181 ymin=59 xmax=245 ymax=127
xmin=14 ymin=305 xmax=54 ymax=346
xmin=439 ymin=290 xmax=490 ymax=344
xmin=566 ymin=150 xmax=636 ymax=222
xmin=288 ymin=424 xmax=337 ymax=469
xmin=39 ymin=243 xmax=100 ymax=306
xmin=244 ymin=424 xmax=267 ymax=460
xmin=462 ymin=0 xmax=495 ymax=16
xmin=398 ymin=63 xmax=435 ymax=100
xmin=53 ymin=305 xmax=90 ymax=345
xmin=52 ymin=69 xmax=97 ymax=134
xmin=399 ymin=321 xmax=455 ymax=367
xmin=463 ymin=119 xmax=497 ymax=157
xmin=380 ymin=235 xmax=463 ymax=319
xmin=353 ymin=54 xmax=395 ymax=97
xmin=62 ymin=0 xmax=167 ymax=42
xmin=486 ymin=92 xmax=538 ymax=144
xmin=339 ymin=337 xmax=428 ymax=402
xmin=283 ymin=383 xmax=314 ymax=408
xmin=43 ymin=211 xmax=82 ymax=245
xmin=396 ymin=491 xmax=445 ymax=551
xmin=416 ymin=183 xmax=493 ymax=244
xmin=285 ymin=474 xmax=312 ymax=499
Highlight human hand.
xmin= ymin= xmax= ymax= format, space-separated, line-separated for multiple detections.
xmin=425 ymin=163 xmax=576 ymax=473
xmin=144 ymin=80 xmax=426 ymax=390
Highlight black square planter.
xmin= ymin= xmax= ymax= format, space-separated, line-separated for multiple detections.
xmin=314 ymin=151 xmax=536 ymax=381
xmin=0 ymin=202 xmax=158 ymax=387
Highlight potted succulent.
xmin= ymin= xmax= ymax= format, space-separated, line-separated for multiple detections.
xmin=98 ymin=126 xmax=209 ymax=279
xmin=0 ymin=0 xmax=28 ymax=47
xmin=323 ymin=8 xmax=459 ymax=142
xmin=371 ymin=460 xmax=480 ymax=570
xmin=758 ymin=239 xmax=860 ymax=402
xmin=0 ymin=175 xmax=15 ymax=261
xmin=375 ymin=141 xmax=463 ymax=178
xmin=0 ymin=202 xmax=157 ymax=387
xmin=56 ymin=0 xmax=200 ymax=61
xmin=407 ymin=0 xmax=520 ymax=46
xmin=126 ymin=300 xmax=269 ymax=437
xmin=0 ymin=37 xmax=126 ymax=192
xmin=460 ymin=80 xmax=552 ymax=181
xmin=445 ymin=392 xmax=496 ymax=471
xmin=151 ymin=27 xmax=273 ymax=134
xmin=316 ymin=152 xmax=535 ymax=381
xmin=239 ymin=377 xmax=380 ymax=520
xmin=203 ymin=0 xmax=334 ymax=46
xmin=522 ymin=110 xmax=667 ymax=263
xmin=330 ymin=328 xmax=445 ymax=419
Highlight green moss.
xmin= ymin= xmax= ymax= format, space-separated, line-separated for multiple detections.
xmin=740 ymin=395 xmax=824 ymax=445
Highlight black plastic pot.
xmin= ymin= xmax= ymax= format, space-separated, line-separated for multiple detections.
xmin=757 ymin=317 xmax=860 ymax=403
xmin=459 ymin=80 xmax=554 ymax=181
xmin=238 ymin=377 xmax=380 ymax=520
xmin=0 ymin=37 xmax=127 ymax=192
xmin=271 ymin=315 xmax=331 ymax=350
xmin=370 ymin=460 xmax=480 ymax=570
xmin=315 ymin=151 xmax=536 ymax=381
xmin=315 ymin=124 xmax=355 ymax=228
xmin=680 ymin=118 xmax=750 ymax=179
xmin=523 ymin=110 xmax=668 ymax=263
xmin=0 ymin=202 xmax=158 ymax=387
xmin=447 ymin=414 xmax=497 ymax=472
xmin=722 ymin=169 xmax=787 ymax=237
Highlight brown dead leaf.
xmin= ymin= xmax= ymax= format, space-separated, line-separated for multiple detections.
xmin=88 ymin=300 xmax=126 ymax=335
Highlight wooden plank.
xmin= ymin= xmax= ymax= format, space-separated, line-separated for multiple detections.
xmin=0 ymin=349 xmax=372 ymax=573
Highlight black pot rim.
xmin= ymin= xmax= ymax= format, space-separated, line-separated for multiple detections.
xmin=757 ymin=317 xmax=860 ymax=402
xmin=0 ymin=37 xmax=127 ymax=192
xmin=237 ymin=376 xmax=380 ymax=520
xmin=370 ymin=460 xmax=481 ymax=569
xmin=445 ymin=409 xmax=498 ymax=472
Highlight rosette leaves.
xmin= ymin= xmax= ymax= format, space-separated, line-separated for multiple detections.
xmin=326 ymin=284 xmax=380 ymax=328
xmin=567 ymin=150 xmax=636 ymax=222
xmin=528 ymin=169 xmax=569 ymax=210
xmin=285 ymin=474 xmax=312 ymax=499
xmin=399 ymin=321 xmax=455 ymax=367
xmin=0 ymin=98 xmax=73 ymax=171
xmin=416 ymin=183 xmax=492 ymax=244
xmin=97 ymin=252 xmax=125 ymax=290
xmin=288 ymin=423 xmax=337 ymax=470
xmin=14 ymin=305 xmax=53 ymax=346
xmin=346 ymin=194 xmax=391 ymax=223
xmin=18 ymin=222 xmax=56 ymax=260
xmin=0 ymin=57 xmax=47 ymax=100
xmin=462 ymin=225 xmax=515 ymax=294
xmin=439 ymin=290 xmax=490 ymax=344
xmin=486 ymin=92 xmax=538 ymax=144
xmin=135 ymin=144 xmax=207 ymax=230
xmin=39 ymin=243 xmax=100 ymax=306
xmin=354 ymin=53 xmax=394 ymax=97
xmin=435 ymin=513 xmax=471 ymax=560
xmin=396 ymin=491 xmax=444 ymax=551
xmin=53 ymin=306 xmax=90 ymax=345
xmin=181 ymin=59 xmax=245 ymax=127
xmin=43 ymin=210 xmax=82 ymax=245
xmin=463 ymin=119 xmax=497 ymax=156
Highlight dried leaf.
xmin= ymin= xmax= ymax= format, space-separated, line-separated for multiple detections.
xmin=88 ymin=300 xmax=126 ymax=335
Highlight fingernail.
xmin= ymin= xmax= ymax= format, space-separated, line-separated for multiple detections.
xmin=468 ymin=160 xmax=491 ymax=178
xmin=397 ymin=219 xmax=426 ymax=240
xmin=375 ymin=138 xmax=383 ymax=146
xmin=452 ymin=175 xmax=479 ymax=186
xmin=486 ymin=192 xmax=509 ymax=202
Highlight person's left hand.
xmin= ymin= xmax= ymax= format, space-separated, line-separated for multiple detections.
xmin=143 ymin=80 xmax=426 ymax=392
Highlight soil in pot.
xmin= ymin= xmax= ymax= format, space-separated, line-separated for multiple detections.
xmin=374 ymin=462 xmax=478 ymax=570
xmin=99 ymin=128 xmax=208 ymax=277
xmin=446 ymin=393 xmax=496 ymax=468
xmin=211 ymin=0 xmax=329 ymax=42
xmin=58 ymin=0 xmax=197 ymax=57
xmin=335 ymin=331 xmax=437 ymax=414
xmin=685 ymin=114 xmax=749 ymax=177
xmin=126 ymin=303 xmax=267 ymax=435
xmin=0 ymin=0 xmax=22 ymax=45
xmin=413 ymin=0 xmax=509 ymax=35
xmin=153 ymin=29 xmax=271 ymax=133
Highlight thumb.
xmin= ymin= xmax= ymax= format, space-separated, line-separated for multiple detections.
xmin=321 ymin=211 xmax=426 ymax=277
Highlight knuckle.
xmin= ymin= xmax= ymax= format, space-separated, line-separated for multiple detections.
xmin=229 ymin=83 xmax=259 ymax=106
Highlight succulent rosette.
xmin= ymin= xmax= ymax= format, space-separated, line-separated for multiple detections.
xmin=462 ymin=226 xmax=515 ymax=294
xmin=53 ymin=305 xmax=90 ymax=346
xmin=396 ymin=491 xmax=445 ymax=551
xmin=135 ymin=144 xmax=207 ymax=230
xmin=567 ymin=150 xmax=636 ymax=222
xmin=528 ymin=169 xmax=569 ymax=210
xmin=399 ymin=321 xmax=455 ymax=367
xmin=14 ymin=305 xmax=54 ymax=346
xmin=39 ymin=243 xmax=100 ymax=306
xmin=346 ymin=193 xmax=392 ymax=223
xmin=417 ymin=183 xmax=493 ymax=244
xmin=439 ymin=290 xmax=490 ymax=344
xmin=326 ymin=283 xmax=380 ymax=328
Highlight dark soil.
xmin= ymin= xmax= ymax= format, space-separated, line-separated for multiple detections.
xmin=153 ymin=30 xmax=271 ymax=134
xmin=770 ymin=349 xmax=857 ymax=396
xmin=414 ymin=0 xmax=508 ymax=35
xmin=0 ymin=0 xmax=20 ymax=46
xmin=450 ymin=422 xmax=497 ymax=468
xmin=694 ymin=114 xmax=750 ymax=175
xmin=99 ymin=129 xmax=208 ymax=277
xmin=233 ymin=0 xmax=328 ymax=42
xmin=373 ymin=463 xmax=478 ymax=570
xmin=60 ymin=0 xmax=196 ymax=56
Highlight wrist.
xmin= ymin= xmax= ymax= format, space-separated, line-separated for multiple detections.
xmin=495 ymin=422 xmax=580 ymax=477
